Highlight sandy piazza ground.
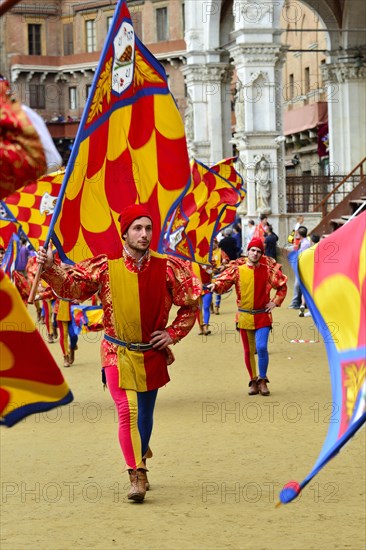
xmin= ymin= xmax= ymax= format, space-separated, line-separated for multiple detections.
xmin=1 ymin=258 xmax=365 ymax=550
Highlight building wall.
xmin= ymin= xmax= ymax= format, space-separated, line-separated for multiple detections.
xmin=0 ymin=0 xmax=347 ymax=174
xmin=281 ymin=0 xmax=329 ymax=176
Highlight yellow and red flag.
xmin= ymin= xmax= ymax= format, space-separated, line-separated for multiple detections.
xmin=0 ymin=170 xmax=64 ymax=250
xmin=163 ymin=158 xmax=245 ymax=265
xmin=48 ymin=0 xmax=190 ymax=262
xmin=279 ymin=212 xmax=366 ymax=504
xmin=0 ymin=269 xmax=73 ymax=427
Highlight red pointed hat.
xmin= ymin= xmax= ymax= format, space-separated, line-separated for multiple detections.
xmin=118 ymin=204 xmax=153 ymax=237
xmin=247 ymin=237 xmax=264 ymax=253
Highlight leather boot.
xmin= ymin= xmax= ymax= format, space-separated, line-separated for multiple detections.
xmin=63 ymin=354 xmax=70 ymax=367
xmin=203 ymin=324 xmax=211 ymax=335
xmin=248 ymin=378 xmax=259 ymax=395
xmin=142 ymin=447 xmax=153 ymax=491
xmin=127 ymin=468 xmax=147 ymax=502
xmin=258 ymin=377 xmax=270 ymax=396
xmin=214 ymin=305 xmax=220 ymax=315
xmin=69 ymin=345 xmax=77 ymax=365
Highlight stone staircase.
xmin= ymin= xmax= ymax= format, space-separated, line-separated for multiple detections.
xmin=310 ymin=158 xmax=366 ymax=236
xmin=329 ymin=197 xmax=366 ymax=232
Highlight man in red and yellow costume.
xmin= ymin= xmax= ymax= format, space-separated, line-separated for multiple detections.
xmin=208 ymin=237 xmax=287 ymax=396
xmin=37 ymin=204 xmax=201 ymax=502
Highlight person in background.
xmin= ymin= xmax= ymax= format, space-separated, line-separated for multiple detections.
xmin=55 ymin=297 xmax=79 ymax=368
xmin=288 ymin=225 xmax=311 ymax=310
xmin=232 ymin=224 xmax=243 ymax=257
xmin=245 ymin=220 xmax=256 ymax=253
xmin=292 ymin=215 xmax=305 ymax=249
xmin=207 ymin=237 xmax=287 ymax=396
xmin=212 ymin=238 xmax=229 ymax=315
xmin=299 ymin=234 xmax=320 ymax=317
xmin=253 ymin=214 xmax=268 ymax=244
xmin=264 ymin=224 xmax=278 ymax=261
xmin=14 ymin=237 xmax=31 ymax=277
xmin=218 ymin=227 xmax=238 ymax=260
xmin=192 ymin=263 xmax=214 ymax=336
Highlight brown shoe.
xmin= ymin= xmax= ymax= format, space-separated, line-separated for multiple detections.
xmin=63 ymin=355 xmax=70 ymax=367
xmin=248 ymin=379 xmax=259 ymax=395
xmin=47 ymin=334 xmax=54 ymax=344
xmin=258 ymin=377 xmax=270 ymax=396
xmin=69 ymin=347 xmax=77 ymax=365
xmin=142 ymin=447 xmax=153 ymax=490
xmin=214 ymin=306 xmax=220 ymax=315
xmin=128 ymin=469 xmax=147 ymax=502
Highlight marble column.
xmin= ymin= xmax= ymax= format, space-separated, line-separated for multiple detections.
xmin=321 ymin=62 xmax=366 ymax=174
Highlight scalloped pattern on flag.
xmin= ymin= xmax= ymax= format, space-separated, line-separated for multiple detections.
xmin=50 ymin=0 xmax=190 ymax=263
xmin=0 ymin=269 xmax=73 ymax=427
xmin=163 ymin=158 xmax=246 ymax=265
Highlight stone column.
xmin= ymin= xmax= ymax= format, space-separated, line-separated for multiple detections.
xmin=321 ymin=62 xmax=366 ymax=174
xmin=182 ymin=61 xmax=232 ymax=163
xmin=228 ymin=0 xmax=287 ymax=238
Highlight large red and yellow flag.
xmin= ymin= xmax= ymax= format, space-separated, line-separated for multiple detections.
xmin=162 ymin=158 xmax=245 ymax=265
xmin=49 ymin=0 xmax=190 ymax=262
xmin=279 ymin=212 xmax=366 ymax=504
xmin=0 ymin=170 xmax=64 ymax=250
xmin=0 ymin=269 xmax=73 ymax=427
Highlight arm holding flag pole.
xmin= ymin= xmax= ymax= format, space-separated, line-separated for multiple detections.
xmin=28 ymin=240 xmax=54 ymax=303
xmin=27 ymin=257 xmax=45 ymax=304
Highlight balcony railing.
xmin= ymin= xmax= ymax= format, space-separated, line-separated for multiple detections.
xmin=286 ymin=174 xmax=362 ymax=213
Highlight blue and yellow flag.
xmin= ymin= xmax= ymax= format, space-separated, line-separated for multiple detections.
xmin=48 ymin=0 xmax=190 ymax=262
xmin=162 ymin=157 xmax=245 ymax=265
xmin=279 ymin=212 xmax=366 ymax=504
xmin=0 ymin=269 xmax=73 ymax=427
xmin=71 ymin=304 xmax=104 ymax=334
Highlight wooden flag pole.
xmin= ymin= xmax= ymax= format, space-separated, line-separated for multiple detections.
xmin=28 ymin=263 xmax=43 ymax=304
xmin=0 ymin=0 xmax=22 ymax=17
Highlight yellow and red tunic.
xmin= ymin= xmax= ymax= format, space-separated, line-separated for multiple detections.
xmin=42 ymin=248 xmax=201 ymax=391
xmin=213 ymin=256 xmax=287 ymax=330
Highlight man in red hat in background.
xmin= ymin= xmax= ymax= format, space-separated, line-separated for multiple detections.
xmin=207 ymin=237 xmax=287 ymax=396
xmin=37 ymin=204 xmax=201 ymax=503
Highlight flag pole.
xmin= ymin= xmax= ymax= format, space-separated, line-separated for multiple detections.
xmin=27 ymin=262 xmax=43 ymax=304
xmin=28 ymin=238 xmax=52 ymax=304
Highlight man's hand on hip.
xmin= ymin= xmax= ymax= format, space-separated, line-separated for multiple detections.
xmin=150 ymin=330 xmax=173 ymax=350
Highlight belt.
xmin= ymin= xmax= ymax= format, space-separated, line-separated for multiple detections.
xmin=104 ymin=334 xmax=154 ymax=351
xmin=238 ymin=308 xmax=267 ymax=314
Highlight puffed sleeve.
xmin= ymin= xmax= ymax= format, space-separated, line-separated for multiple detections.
xmin=41 ymin=255 xmax=108 ymax=302
xmin=165 ymin=256 xmax=202 ymax=342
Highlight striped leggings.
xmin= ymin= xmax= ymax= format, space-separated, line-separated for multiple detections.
xmin=57 ymin=320 xmax=78 ymax=356
xmin=240 ymin=326 xmax=271 ymax=380
xmin=105 ymin=365 xmax=158 ymax=470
